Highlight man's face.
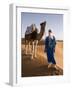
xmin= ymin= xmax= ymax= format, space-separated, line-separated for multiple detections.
xmin=48 ymin=32 xmax=51 ymax=36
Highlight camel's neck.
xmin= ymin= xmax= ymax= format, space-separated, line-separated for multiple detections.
xmin=37 ymin=25 xmax=45 ymax=40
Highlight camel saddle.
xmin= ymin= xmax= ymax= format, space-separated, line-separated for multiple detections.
xmin=25 ymin=24 xmax=36 ymax=35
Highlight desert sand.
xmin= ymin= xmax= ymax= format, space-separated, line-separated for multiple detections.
xmin=21 ymin=41 xmax=63 ymax=77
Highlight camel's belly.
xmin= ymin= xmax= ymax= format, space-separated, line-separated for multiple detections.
xmin=25 ymin=31 xmax=37 ymax=40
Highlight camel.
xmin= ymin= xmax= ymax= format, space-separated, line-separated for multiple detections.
xmin=25 ymin=21 xmax=46 ymax=59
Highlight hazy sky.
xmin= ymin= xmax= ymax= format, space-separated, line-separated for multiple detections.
xmin=21 ymin=12 xmax=63 ymax=40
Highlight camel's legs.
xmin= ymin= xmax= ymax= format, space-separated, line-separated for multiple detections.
xmin=24 ymin=40 xmax=26 ymax=49
xmin=28 ymin=42 xmax=29 ymax=53
xmin=31 ymin=41 xmax=34 ymax=59
xmin=25 ymin=40 xmax=28 ymax=54
xmin=28 ymin=42 xmax=31 ymax=54
xmin=34 ymin=40 xmax=38 ymax=58
xmin=30 ymin=41 xmax=32 ymax=54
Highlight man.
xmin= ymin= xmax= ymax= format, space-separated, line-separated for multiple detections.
xmin=45 ymin=29 xmax=58 ymax=69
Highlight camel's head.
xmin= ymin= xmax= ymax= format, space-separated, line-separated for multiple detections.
xmin=40 ymin=21 xmax=46 ymax=26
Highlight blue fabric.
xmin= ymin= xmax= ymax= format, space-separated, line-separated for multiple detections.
xmin=45 ymin=36 xmax=56 ymax=64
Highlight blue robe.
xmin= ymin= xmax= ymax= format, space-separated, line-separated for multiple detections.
xmin=45 ymin=36 xmax=56 ymax=64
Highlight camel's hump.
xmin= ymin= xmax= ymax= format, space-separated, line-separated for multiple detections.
xmin=25 ymin=24 xmax=36 ymax=35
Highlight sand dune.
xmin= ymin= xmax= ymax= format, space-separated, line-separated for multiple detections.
xmin=22 ymin=41 xmax=63 ymax=69
xmin=21 ymin=41 xmax=63 ymax=77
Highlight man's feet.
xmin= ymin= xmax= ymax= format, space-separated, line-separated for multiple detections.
xmin=52 ymin=64 xmax=59 ymax=70
xmin=48 ymin=63 xmax=52 ymax=68
xmin=48 ymin=64 xmax=59 ymax=70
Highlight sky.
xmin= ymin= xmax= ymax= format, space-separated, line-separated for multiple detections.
xmin=21 ymin=12 xmax=63 ymax=40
